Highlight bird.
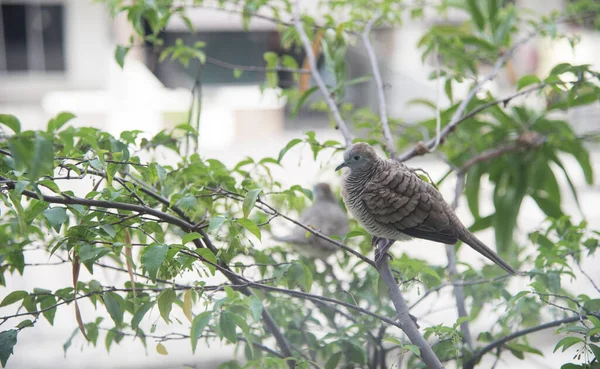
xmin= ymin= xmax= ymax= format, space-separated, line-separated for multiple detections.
xmin=335 ymin=142 xmax=516 ymax=275
xmin=272 ymin=183 xmax=349 ymax=259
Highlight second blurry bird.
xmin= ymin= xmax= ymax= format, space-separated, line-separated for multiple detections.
xmin=273 ymin=183 xmax=349 ymax=259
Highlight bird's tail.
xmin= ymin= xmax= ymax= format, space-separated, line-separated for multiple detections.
xmin=458 ymin=229 xmax=517 ymax=275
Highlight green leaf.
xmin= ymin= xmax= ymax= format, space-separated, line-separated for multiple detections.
xmin=47 ymin=112 xmax=76 ymax=132
xmin=590 ymin=344 xmax=600 ymax=362
xmin=0 ymin=291 xmax=28 ymax=308
xmin=553 ymin=336 xmax=583 ymax=352
xmin=516 ymin=75 xmax=541 ymax=90
xmin=115 ymin=46 xmax=130 ymax=68
xmin=583 ymin=299 xmax=600 ymax=313
xmin=219 ymin=311 xmax=237 ymax=343
xmin=236 ymin=218 xmax=261 ymax=240
xmin=325 ymin=351 xmax=342 ymax=369
xmin=208 ymin=216 xmax=227 ymax=233
xmin=549 ymin=154 xmax=583 ymax=215
xmin=182 ymin=232 xmax=203 ymax=245
xmin=469 ymin=215 xmax=493 ymax=233
xmin=466 ymin=0 xmax=485 ymax=30
xmin=263 ymin=52 xmax=279 ymax=87
xmin=156 ymin=343 xmax=168 ymax=355
xmin=39 ymin=295 xmax=57 ymax=325
xmin=0 ymin=330 xmax=18 ymax=367
xmin=248 ymin=296 xmax=263 ymax=321
xmin=190 ymin=311 xmax=212 ymax=353
xmin=103 ymin=292 xmax=124 ymax=326
xmin=131 ymin=302 xmax=155 ymax=330
xmin=346 ymin=342 xmax=366 ymax=364
xmin=404 ymin=344 xmax=421 ymax=357
xmin=444 ymin=79 xmax=453 ymax=102
xmin=506 ymin=342 xmax=543 ymax=356
xmin=78 ymin=245 xmax=111 ymax=263
xmin=465 ymin=166 xmax=482 ymax=219
xmin=141 ymin=244 xmax=168 ymax=282
xmin=286 ymin=262 xmax=312 ymax=291
xmin=196 ymin=248 xmax=217 ymax=276
xmin=277 ymin=138 xmax=303 ymax=163
xmin=531 ymin=193 xmax=562 ymax=218
xmin=291 ymin=86 xmax=319 ymax=117
xmin=0 ymin=115 xmax=21 ymax=134
xmin=158 ymin=289 xmax=177 ymax=324
xmin=243 ymin=188 xmax=262 ymax=218
xmin=43 ymin=207 xmax=67 ymax=232
xmin=29 ymin=133 xmax=54 ymax=181
xmin=62 ymin=328 xmax=78 ymax=356
xmin=15 ymin=320 xmax=33 ymax=330
xmin=233 ymin=68 xmax=243 ymax=78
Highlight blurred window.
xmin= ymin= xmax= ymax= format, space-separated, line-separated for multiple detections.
xmin=149 ymin=30 xmax=303 ymax=89
xmin=0 ymin=3 xmax=65 ymax=72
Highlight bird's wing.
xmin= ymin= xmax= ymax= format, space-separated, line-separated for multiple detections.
xmin=362 ymin=162 xmax=458 ymax=244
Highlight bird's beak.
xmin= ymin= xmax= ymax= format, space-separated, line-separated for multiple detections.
xmin=335 ymin=162 xmax=347 ymax=171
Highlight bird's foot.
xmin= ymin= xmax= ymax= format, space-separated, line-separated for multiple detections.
xmin=374 ymin=239 xmax=395 ymax=265
xmin=371 ymin=235 xmax=382 ymax=247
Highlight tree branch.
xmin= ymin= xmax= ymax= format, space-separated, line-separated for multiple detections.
xmin=458 ymin=132 xmax=545 ymax=174
xmin=361 ymin=13 xmax=396 ymax=158
xmin=375 ymin=245 xmax=445 ymax=369
xmin=0 ymin=174 xmax=296 ymax=365
xmin=212 ymin=187 xmax=376 ymax=267
xmin=397 ymin=32 xmax=537 ymax=162
xmin=445 ymin=173 xmax=473 ymax=354
xmin=292 ymin=0 xmax=353 ymax=146
xmin=206 ymin=55 xmax=311 ymax=74
xmin=465 ymin=315 xmax=598 ymax=369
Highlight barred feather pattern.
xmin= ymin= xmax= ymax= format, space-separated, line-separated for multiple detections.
xmin=340 ymin=143 xmax=516 ymax=275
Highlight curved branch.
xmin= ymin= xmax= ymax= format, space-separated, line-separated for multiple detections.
xmin=1 ymin=177 xmax=193 ymax=230
xmin=1 ymin=174 xmax=296 ymax=365
xmin=292 ymin=0 xmax=353 ymax=146
xmin=397 ymin=31 xmax=537 ymax=162
xmin=206 ymin=55 xmax=310 ymax=74
xmin=446 ymin=173 xmax=473 ymax=353
xmin=361 ymin=13 xmax=396 ymax=158
xmin=465 ymin=315 xmax=597 ymax=369
xmin=376 ymin=247 xmax=444 ymax=369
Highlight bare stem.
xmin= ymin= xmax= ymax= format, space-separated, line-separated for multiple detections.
xmin=445 ymin=173 xmax=473 ymax=352
xmin=292 ymin=0 xmax=353 ymax=146
xmin=464 ymin=315 xmax=599 ymax=369
xmin=375 ymin=240 xmax=445 ymax=369
xmin=361 ymin=13 xmax=396 ymax=158
xmin=397 ymin=31 xmax=537 ymax=162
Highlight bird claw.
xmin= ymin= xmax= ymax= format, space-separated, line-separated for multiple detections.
xmin=371 ymin=236 xmax=381 ymax=247
xmin=374 ymin=239 xmax=395 ymax=265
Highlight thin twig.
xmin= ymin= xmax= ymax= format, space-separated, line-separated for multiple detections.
xmin=445 ymin=173 xmax=473 ymax=353
xmin=430 ymin=42 xmax=442 ymax=153
xmin=397 ymin=31 xmax=537 ymax=162
xmin=206 ymin=55 xmax=311 ymax=74
xmin=573 ymin=257 xmax=600 ymax=294
xmin=292 ymin=0 xmax=353 ymax=146
xmin=361 ymin=12 xmax=396 ymax=158
xmin=458 ymin=133 xmax=545 ymax=174
xmin=465 ymin=315 xmax=598 ymax=369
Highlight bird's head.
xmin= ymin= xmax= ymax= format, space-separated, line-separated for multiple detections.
xmin=335 ymin=142 xmax=378 ymax=173
xmin=313 ymin=183 xmax=336 ymax=202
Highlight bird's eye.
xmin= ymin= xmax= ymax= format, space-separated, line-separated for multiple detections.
xmin=353 ymin=155 xmax=361 ymax=161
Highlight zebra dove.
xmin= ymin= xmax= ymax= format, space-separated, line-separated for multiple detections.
xmin=335 ymin=143 xmax=516 ymax=275
xmin=273 ymin=183 xmax=349 ymax=259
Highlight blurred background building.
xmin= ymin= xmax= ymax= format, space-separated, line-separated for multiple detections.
xmin=0 ymin=0 xmax=599 ymax=368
